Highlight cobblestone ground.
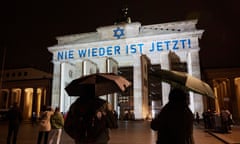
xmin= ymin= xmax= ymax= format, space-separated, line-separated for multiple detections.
xmin=0 ymin=121 xmax=225 ymax=144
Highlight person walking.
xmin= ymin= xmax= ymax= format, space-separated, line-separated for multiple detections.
xmin=151 ymin=88 xmax=194 ymax=144
xmin=48 ymin=107 xmax=64 ymax=144
xmin=37 ymin=105 xmax=54 ymax=144
xmin=6 ymin=102 xmax=22 ymax=144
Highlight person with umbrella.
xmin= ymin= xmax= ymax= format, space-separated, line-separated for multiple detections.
xmin=151 ymin=88 xmax=194 ymax=144
xmin=64 ymin=73 xmax=130 ymax=144
xmin=64 ymin=96 xmax=118 ymax=144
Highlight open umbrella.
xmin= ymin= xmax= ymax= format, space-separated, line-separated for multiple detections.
xmin=65 ymin=73 xmax=132 ymax=97
xmin=151 ymin=69 xmax=215 ymax=99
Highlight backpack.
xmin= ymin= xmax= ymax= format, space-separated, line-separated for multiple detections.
xmin=64 ymin=98 xmax=107 ymax=143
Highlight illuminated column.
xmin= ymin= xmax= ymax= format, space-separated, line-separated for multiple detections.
xmin=103 ymin=57 xmax=116 ymax=111
xmin=214 ymin=87 xmax=220 ymax=113
xmin=7 ymin=89 xmax=12 ymax=107
xmin=187 ymin=49 xmax=204 ymax=114
xmin=20 ymin=88 xmax=25 ymax=111
xmin=60 ymin=62 xmax=79 ymax=112
xmin=219 ymin=82 xmax=224 ymax=108
xmin=233 ymin=78 xmax=240 ymax=121
xmin=133 ymin=55 xmax=143 ymax=119
xmin=51 ymin=61 xmax=61 ymax=109
xmin=32 ymin=88 xmax=38 ymax=114
xmin=222 ymin=81 xmax=228 ymax=108
xmin=217 ymin=83 xmax=223 ymax=108
xmin=160 ymin=52 xmax=171 ymax=105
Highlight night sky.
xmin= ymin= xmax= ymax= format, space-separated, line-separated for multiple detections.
xmin=1 ymin=0 xmax=239 ymax=73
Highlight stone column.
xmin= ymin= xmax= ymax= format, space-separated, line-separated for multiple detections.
xmin=229 ymin=78 xmax=239 ymax=122
xmin=133 ymin=55 xmax=143 ymax=119
xmin=8 ymin=89 xmax=12 ymax=107
xmin=187 ymin=49 xmax=204 ymax=115
xmin=32 ymin=88 xmax=37 ymax=113
xmin=61 ymin=62 xmax=80 ymax=112
xmin=160 ymin=52 xmax=171 ymax=105
xmin=51 ymin=61 xmax=61 ymax=109
xmin=20 ymin=88 xmax=25 ymax=111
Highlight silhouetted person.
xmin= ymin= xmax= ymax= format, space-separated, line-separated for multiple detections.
xmin=31 ymin=111 xmax=37 ymax=126
xmin=195 ymin=112 xmax=200 ymax=125
xmin=220 ymin=109 xmax=231 ymax=133
xmin=151 ymin=88 xmax=194 ymax=144
xmin=64 ymin=97 xmax=118 ymax=144
xmin=7 ymin=102 xmax=22 ymax=144
xmin=203 ymin=109 xmax=212 ymax=129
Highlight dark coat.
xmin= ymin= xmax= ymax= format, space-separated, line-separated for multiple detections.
xmin=7 ymin=105 xmax=22 ymax=126
xmin=65 ymin=97 xmax=118 ymax=144
xmin=151 ymin=88 xmax=194 ymax=144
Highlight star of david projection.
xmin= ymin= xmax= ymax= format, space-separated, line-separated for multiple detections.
xmin=113 ymin=27 xmax=124 ymax=39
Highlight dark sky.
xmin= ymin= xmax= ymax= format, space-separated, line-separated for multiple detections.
xmin=1 ymin=0 xmax=239 ymax=73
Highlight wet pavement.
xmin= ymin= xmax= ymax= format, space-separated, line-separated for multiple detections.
xmin=0 ymin=120 xmax=238 ymax=144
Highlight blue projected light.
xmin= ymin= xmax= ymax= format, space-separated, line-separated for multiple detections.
xmin=113 ymin=27 xmax=124 ymax=39
xmin=56 ymin=38 xmax=192 ymax=60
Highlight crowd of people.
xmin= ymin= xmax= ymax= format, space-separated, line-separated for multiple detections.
xmin=202 ymin=108 xmax=233 ymax=133
xmin=5 ymin=98 xmax=118 ymax=144
xmin=37 ymin=105 xmax=64 ymax=144
xmin=5 ymin=88 xmax=235 ymax=144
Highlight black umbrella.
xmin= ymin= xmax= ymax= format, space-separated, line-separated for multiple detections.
xmin=65 ymin=73 xmax=131 ymax=97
